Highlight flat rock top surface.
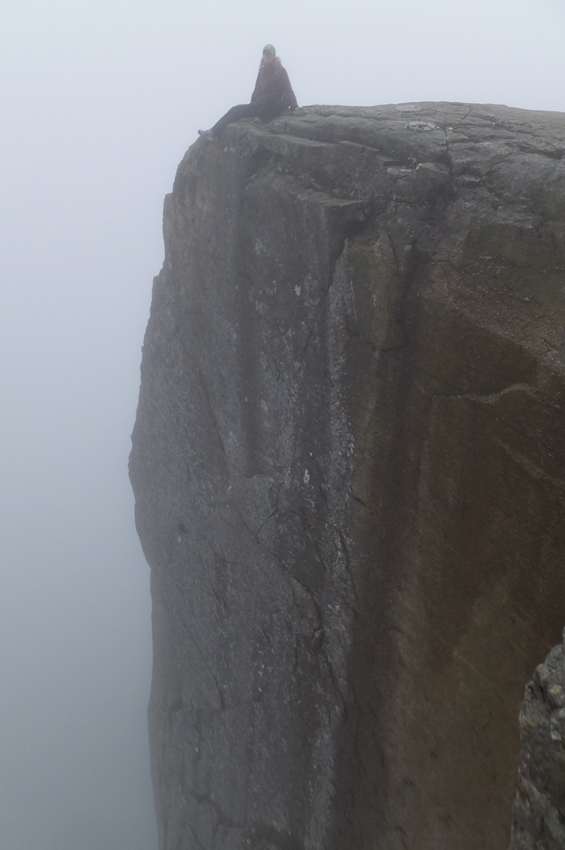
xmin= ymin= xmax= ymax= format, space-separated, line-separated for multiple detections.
xmin=248 ymin=100 xmax=565 ymax=148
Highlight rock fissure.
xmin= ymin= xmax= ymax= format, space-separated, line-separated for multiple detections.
xmin=235 ymin=509 xmax=323 ymax=624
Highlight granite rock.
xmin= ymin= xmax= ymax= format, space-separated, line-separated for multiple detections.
xmin=130 ymin=102 xmax=565 ymax=850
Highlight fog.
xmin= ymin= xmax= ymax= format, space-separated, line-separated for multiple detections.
xmin=0 ymin=0 xmax=564 ymax=847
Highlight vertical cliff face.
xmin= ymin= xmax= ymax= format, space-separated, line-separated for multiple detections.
xmin=130 ymin=103 xmax=565 ymax=850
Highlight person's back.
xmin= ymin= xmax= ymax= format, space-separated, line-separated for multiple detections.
xmin=198 ymin=44 xmax=297 ymax=141
xmin=251 ymin=55 xmax=297 ymax=111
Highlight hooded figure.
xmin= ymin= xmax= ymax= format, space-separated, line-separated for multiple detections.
xmin=198 ymin=45 xmax=298 ymax=140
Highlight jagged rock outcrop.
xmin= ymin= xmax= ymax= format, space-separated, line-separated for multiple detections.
xmin=510 ymin=636 xmax=565 ymax=849
xmin=130 ymin=103 xmax=565 ymax=850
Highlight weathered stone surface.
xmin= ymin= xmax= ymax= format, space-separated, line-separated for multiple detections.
xmin=510 ymin=637 xmax=565 ymax=850
xmin=130 ymin=103 xmax=565 ymax=850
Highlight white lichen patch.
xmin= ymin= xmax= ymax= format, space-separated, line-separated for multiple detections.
xmin=406 ymin=121 xmax=438 ymax=132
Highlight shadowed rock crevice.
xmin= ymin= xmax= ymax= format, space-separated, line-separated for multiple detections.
xmin=130 ymin=103 xmax=565 ymax=850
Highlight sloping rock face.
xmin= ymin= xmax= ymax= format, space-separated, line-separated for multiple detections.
xmin=510 ymin=636 xmax=565 ymax=849
xmin=130 ymin=103 xmax=565 ymax=850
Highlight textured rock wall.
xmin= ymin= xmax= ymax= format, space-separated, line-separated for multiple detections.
xmin=510 ymin=636 xmax=565 ymax=849
xmin=130 ymin=103 xmax=565 ymax=850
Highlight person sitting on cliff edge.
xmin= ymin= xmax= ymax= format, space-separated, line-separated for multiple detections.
xmin=198 ymin=44 xmax=298 ymax=140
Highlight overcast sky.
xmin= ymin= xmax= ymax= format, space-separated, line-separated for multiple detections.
xmin=1 ymin=1 xmax=564 ymax=848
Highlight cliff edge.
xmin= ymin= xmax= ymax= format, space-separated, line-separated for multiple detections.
xmin=130 ymin=103 xmax=565 ymax=850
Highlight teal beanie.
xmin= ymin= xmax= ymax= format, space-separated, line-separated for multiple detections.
xmin=262 ymin=44 xmax=276 ymax=56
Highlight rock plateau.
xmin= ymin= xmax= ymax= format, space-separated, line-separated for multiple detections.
xmin=130 ymin=102 xmax=565 ymax=850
